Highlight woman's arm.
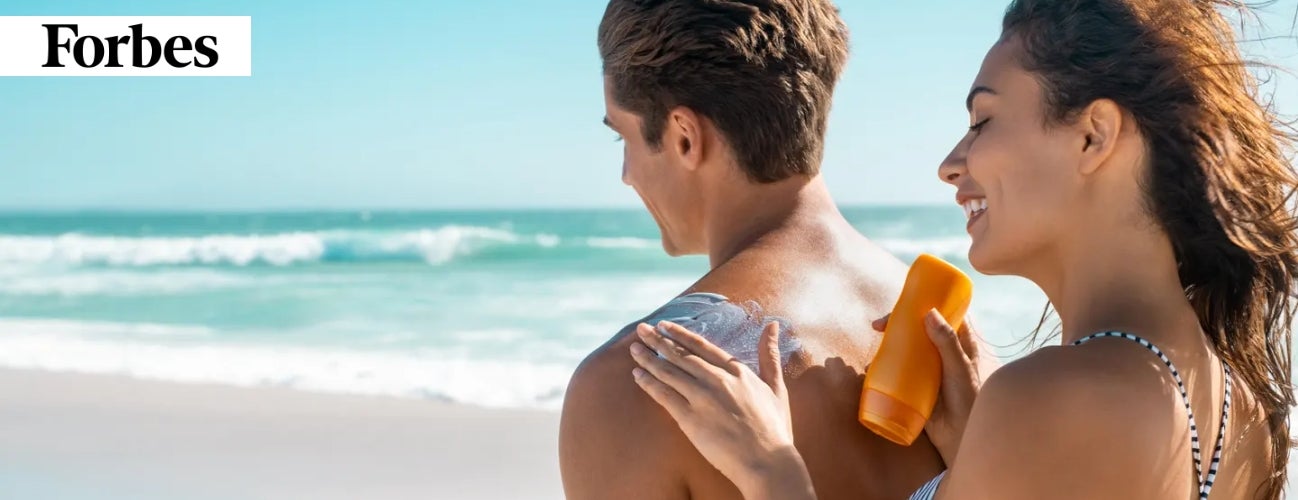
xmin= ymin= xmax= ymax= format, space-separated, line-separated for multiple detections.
xmin=739 ymin=447 xmax=818 ymax=500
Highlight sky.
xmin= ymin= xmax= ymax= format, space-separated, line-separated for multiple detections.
xmin=0 ymin=0 xmax=1294 ymax=210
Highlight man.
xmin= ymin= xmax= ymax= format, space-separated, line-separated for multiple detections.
xmin=560 ymin=1 xmax=947 ymax=498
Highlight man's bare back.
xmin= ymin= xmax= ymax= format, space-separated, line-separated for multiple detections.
xmin=559 ymin=220 xmax=946 ymax=499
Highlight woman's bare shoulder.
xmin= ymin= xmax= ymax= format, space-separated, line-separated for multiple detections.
xmin=940 ymin=344 xmax=1187 ymax=498
xmin=979 ymin=343 xmax=1178 ymax=434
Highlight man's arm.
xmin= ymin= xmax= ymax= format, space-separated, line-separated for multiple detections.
xmin=559 ymin=342 xmax=693 ymax=499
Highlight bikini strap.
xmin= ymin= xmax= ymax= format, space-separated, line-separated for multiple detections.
xmin=1072 ymin=332 xmax=1232 ymax=499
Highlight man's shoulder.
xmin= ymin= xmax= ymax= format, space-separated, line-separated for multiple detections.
xmin=562 ymin=324 xmax=675 ymax=432
xmin=567 ymin=332 xmax=640 ymax=403
xmin=559 ymin=322 xmax=699 ymax=498
xmin=559 ymin=292 xmax=746 ymax=451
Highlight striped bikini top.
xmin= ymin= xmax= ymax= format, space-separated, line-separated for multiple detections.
xmin=910 ymin=332 xmax=1232 ymax=500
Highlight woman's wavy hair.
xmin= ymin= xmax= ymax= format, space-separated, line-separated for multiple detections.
xmin=1004 ymin=0 xmax=1298 ymax=497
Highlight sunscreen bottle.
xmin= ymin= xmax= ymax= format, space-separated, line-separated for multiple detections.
xmin=858 ymin=253 xmax=972 ymax=446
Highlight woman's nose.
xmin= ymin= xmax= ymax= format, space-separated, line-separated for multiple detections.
xmin=938 ymin=137 xmax=970 ymax=186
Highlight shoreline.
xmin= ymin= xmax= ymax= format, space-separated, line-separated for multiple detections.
xmin=0 ymin=368 xmax=564 ymax=500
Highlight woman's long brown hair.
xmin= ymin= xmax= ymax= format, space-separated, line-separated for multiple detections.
xmin=1003 ymin=0 xmax=1298 ymax=497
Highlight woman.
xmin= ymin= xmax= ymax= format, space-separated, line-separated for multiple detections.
xmin=625 ymin=0 xmax=1297 ymax=498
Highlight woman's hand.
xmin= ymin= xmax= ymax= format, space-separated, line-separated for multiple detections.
xmin=629 ymin=321 xmax=816 ymax=500
xmin=873 ymin=310 xmax=984 ymax=465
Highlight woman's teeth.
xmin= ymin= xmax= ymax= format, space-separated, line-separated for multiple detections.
xmin=963 ymin=199 xmax=987 ymax=220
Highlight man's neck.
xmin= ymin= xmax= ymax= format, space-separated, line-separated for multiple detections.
xmin=704 ymin=176 xmax=842 ymax=269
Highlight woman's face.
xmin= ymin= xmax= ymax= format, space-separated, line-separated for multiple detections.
xmin=938 ymin=37 xmax=1088 ymax=276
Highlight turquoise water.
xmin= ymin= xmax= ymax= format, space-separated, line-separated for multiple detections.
xmin=0 ymin=207 xmax=1045 ymax=409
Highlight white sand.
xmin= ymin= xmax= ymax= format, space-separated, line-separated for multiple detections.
xmin=0 ymin=369 xmax=563 ymax=500
xmin=3 ymin=368 xmax=1293 ymax=499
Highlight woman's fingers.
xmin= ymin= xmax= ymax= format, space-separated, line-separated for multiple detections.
xmin=922 ymin=310 xmax=983 ymax=466
xmin=632 ymin=367 xmax=691 ymax=417
xmin=634 ymin=323 xmax=723 ymax=379
xmin=924 ymin=309 xmax=972 ymax=371
xmin=871 ymin=314 xmax=890 ymax=333
xmin=653 ymin=321 xmax=741 ymax=372
xmin=757 ymin=322 xmax=787 ymax=397
xmin=956 ymin=317 xmax=980 ymax=363
xmin=629 ymin=341 xmax=705 ymax=399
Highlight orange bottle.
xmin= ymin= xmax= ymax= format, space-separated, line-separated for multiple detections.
xmin=859 ymin=253 xmax=973 ymax=446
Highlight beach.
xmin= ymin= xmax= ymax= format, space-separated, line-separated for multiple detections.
xmin=0 ymin=368 xmax=563 ymax=500
xmin=0 ymin=208 xmax=1084 ymax=500
xmin=3 ymin=0 xmax=1294 ymax=495
xmin=5 ymin=367 xmax=1297 ymax=499
xmin=9 ymin=208 xmax=1270 ymax=499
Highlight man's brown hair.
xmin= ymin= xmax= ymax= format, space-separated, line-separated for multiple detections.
xmin=598 ymin=0 xmax=849 ymax=182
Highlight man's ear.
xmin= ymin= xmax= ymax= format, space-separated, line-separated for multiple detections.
xmin=665 ymin=106 xmax=705 ymax=171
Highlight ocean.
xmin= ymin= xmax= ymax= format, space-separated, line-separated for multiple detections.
xmin=0 ymin=207 xmax=1049 ymax=410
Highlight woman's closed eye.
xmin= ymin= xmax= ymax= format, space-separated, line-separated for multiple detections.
xmin=968 ymin=117 xmax=990 ymax=134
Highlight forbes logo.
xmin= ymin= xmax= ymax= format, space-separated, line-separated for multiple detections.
xmin=0 ymin=16 xmax=250 ymax=76
xmin=44 ymin=24 xmax=220 ymax=69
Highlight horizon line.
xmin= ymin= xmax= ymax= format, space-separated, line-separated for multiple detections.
xmin=0 ymin=202 xmax=956 ymax=214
